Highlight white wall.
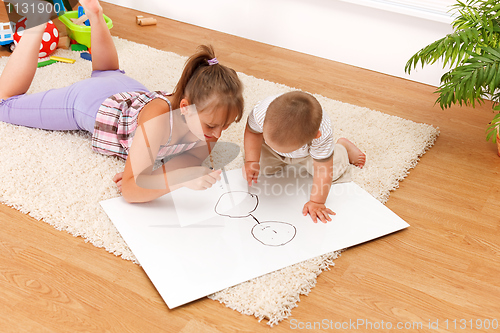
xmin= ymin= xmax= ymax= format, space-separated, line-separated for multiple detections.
xmin=103 ymin=0 xmax=454 ymax=87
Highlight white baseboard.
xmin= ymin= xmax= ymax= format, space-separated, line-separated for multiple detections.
xmin=103 ymin=0 xmax=453 ymax=87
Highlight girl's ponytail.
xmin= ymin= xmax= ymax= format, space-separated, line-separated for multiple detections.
xmin=171 ymin=45 xmax=244 ymax=123
xmin=171 ymin=45 xmax=215 ymax=110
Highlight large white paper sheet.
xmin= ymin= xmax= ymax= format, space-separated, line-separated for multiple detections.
xmin=100 ymin=169 xmax=409 ymax=308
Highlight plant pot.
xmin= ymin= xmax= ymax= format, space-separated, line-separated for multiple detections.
xmin=497 ymin=133 xmax=500 ymax=157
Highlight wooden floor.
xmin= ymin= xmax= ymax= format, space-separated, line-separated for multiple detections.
xmin=1 ymin=2 xmax=499 ymax=332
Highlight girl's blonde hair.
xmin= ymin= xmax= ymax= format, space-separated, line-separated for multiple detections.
xmin=172 ymin=45 xmax=244 ymax=125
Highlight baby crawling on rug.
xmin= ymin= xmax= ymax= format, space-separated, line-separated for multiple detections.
xmin=242 ymin=91 xmax=366 ymax=223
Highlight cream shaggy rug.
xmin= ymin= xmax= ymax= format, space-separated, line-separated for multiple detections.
xmin=0 ymin=37 xmax=439 ymax=326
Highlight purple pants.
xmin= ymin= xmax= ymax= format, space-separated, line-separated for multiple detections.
xmin=0 ymin=70 xmax=148 ymax=133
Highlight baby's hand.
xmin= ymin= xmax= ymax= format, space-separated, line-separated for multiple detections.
xmin=302 ymin=201 xmax=336 ymax=223
xmin=242 ymin=161 xmax=260 ymax=186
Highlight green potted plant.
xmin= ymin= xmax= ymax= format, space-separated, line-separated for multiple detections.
xmin=405 ymin=0 xmax=500 ymax=154
xmin=486 ymin=112 xmax=500 ymax=155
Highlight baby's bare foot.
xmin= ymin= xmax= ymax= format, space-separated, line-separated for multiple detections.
xmin=337 ymin=138 xmax=366 ymax=168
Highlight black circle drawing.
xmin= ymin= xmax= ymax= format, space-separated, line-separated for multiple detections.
xmin=215 ymin=191 xmax=258 ymax=218
xmin=251 ymin=221 xmax=297 ymax=246
xmin=214 ymin=191 xmax=297 ymax=247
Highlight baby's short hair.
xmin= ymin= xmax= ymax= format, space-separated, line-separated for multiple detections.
xmin=264 ymin=91 xmax=323 ymax=146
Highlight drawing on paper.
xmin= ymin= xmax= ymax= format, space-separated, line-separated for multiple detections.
xmin=214 ymin=191 xmax=297 ymax=247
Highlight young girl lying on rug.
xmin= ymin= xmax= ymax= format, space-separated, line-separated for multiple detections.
xmin=243 ymin=91 xmax=366 ymax=223
xmin=0 ymin=0 xmax=243 ymax=203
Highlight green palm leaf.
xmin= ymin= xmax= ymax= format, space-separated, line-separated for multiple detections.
xmin=406 ymin=0 xmax=500 ymax=142
xmin=405 ymin=29 xmax=479 ymax=74
xmin=436 ymin=46 xmax=500 ymax=108
xmin=486 ymin=112 xmax=500 ymax=142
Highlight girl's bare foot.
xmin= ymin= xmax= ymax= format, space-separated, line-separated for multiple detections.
xmin=337 ymin=138 xmax=366 ymax=168
xmin=79 ymin=0 xmax=103 ymax=18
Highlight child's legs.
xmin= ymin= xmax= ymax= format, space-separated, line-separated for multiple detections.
xmin=260 ymin=142 xmax=287 ymax=175
xmin=79 ymin=0 xmax=119 ymax=72
xmin=0 ymin=87 xmax=81 ymax=130
xmin=330 ymin=143 xmax=351 ymax=183
xmin=0 ymin=23 xmax=46 ymax=101
xmin=0 ymin=69 xmax=148 ymax=132
xmin=294 ymin=144 xmax=351 ymax=183
xmin=294 ymin=156 xmax=314 ymax=177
